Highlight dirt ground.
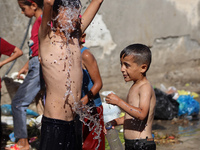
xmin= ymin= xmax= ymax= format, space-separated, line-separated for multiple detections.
xmin=1 ymin=80 xmax=200 ymax=150
xmin=2 ymin=116 xmax=200 ymax=150
xmin=155 ymin=95 xmax=200 ymax=150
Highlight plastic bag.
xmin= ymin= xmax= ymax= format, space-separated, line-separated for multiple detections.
xmin=1 ymin=104 xmax=39 ymax=116
xmin=177 ymin=95 xmax=199 ymax=116
xmin=154 ymin=88 xmax=179 ymax=120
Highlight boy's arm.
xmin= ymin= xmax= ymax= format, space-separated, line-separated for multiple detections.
xmin=39 ymin=0 xmax=54 ymax=39
xmin=104 ymin=116 xmax=124 ymax=134
xmin=106 ymin=84 xmax=152 ymax=120
xmin=110 ymin=116 xmax=124 ymax=126
xmin=0 ymin=47 xmax=23 ymax=68
xmin=81 ymin=0 xmax=103 ymax=33
xmin=81 ymin=50 xmax=103 ymax=105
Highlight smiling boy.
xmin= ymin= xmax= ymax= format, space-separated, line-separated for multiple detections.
xmin=106 ymin=44 xmax=156 ymax=150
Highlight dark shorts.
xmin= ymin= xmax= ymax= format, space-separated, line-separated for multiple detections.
xmin=39 ymin=116 xmax=78 ymax=150
xmin=125 ymin=138 xmax=156 ymax=150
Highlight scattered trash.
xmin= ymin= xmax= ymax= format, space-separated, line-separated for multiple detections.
xmin=1 ymin=116 xmax=14 ymax=125
xmin=35 ymin=115 xmax=43 ymax=130
xmin=154 ymin=88 xmax=179 ymax=120
xmin=1 ymin=104 xmax=13 ymax=115
xmin=177 ymin=95 xmax=199 ymax=116
xmin=1 ymin=116 xmax=37 ymax=125
xmin=178 ymin=90 xmax=199 ymax=99
xmin=171 ymin=117 xmax=190 ymax=125
xmin=160 ymin=84 xmax=179 ymax=100
xmin=1 ymin=104 xmax=39 ymax=116
xmin=29 ymin=136 xmax=38 ymax=143
xmin=9 ymin=132 xmax=15 ymax=142
xmin=185 ymin=83 xmax=190 ymax=87
xmin=5 ymin=144 xmax=20 ymax=150
xmin=153 ymin=131 xmax=180 ymax=145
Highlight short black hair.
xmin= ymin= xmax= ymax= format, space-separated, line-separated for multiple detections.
xmin=120 ymin=43 xmax=152 ymax=72
xmin=18 ymin=0 xmax=43 ymax=9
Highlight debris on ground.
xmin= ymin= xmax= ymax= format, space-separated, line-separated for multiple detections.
xmin=153 ymin=131 xmax=181 ymax=145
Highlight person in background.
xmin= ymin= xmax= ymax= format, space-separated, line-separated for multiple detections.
xmin=79 ymin=33 xmax=105 ymax=150
xmin=0 ymin=37 xmax=23 ymax=148
xmin=106 ymin=44 xmax=156 ymax=150
xmin=11 ymin=0 xmax=43 ymax=149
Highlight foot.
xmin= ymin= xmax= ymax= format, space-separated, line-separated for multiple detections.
xmin=16 ymin=138 xmax=30 ymax=150
xmin=5 ymin=138 xmax=30 ymax=150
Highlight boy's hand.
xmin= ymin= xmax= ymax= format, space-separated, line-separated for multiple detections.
xmin=103 ymin=124 xmax=115 ymax=134
xmin=105 ymin=93 xmax=120 ymax=105
xmin=17 ymin=68 xmax=28 ymax=79
xmin=81 ymin=98 xmax=88 ymax=105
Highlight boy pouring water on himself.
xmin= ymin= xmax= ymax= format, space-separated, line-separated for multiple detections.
xmin=39 ymin=0 xmax=104 ymax=149
xmin=106 ymin=44 xmax=156 ymax=150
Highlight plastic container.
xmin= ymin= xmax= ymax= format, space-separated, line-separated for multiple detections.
xmin=105 ymin=122 xmax=124 ymax=150
xmin=102 ymin=102 xmax=121 ymax=123
xmin=101 ymin=91 xmax=121 ymax=123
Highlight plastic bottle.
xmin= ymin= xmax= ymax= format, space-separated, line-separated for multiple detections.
xmin=105 ymin=122 xmax=124 ymax=150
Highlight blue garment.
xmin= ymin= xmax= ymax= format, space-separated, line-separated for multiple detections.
xmin=81 ymin=47 xmax=102 ymax=107
xmin=12 ymin=56 xmax=42 ymax=139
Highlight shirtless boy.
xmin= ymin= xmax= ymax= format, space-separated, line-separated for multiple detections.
xmin=106 ymin=44 xmax=156 ymax=150
xmin=39 ymin=0 xmax=103 ymax=149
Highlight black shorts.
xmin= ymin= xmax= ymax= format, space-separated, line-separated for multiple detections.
xmin=125 ymin=138 xmax=156 ymax=150
xmin=39 ymin=115 xmax=78 ymax=150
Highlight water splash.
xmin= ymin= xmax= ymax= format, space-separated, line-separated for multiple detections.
xmin=50 ymin=1 xmax=102 ymax=149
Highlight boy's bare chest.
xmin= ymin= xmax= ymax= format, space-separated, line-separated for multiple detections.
xmin=127 ymin=88 xmax=140 ymax=106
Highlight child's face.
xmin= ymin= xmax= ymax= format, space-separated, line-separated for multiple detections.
xmin=18 ymin=1 xmax=35 ymax=18
xmin=55 ymin=7 xmax=80 ymax=34
xmin=120 ymin=55 xmax=142 ymax=82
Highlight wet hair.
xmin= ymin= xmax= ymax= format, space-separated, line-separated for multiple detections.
xmin=52 ymin=0 xmax=82 ymax=39
xmin=18 ymin=0 xmax=43 ymax=9
xmin=53 ymin=0 xmax=81 ymax=13
xmin=120 ymin=44 xmax=152 ymax=73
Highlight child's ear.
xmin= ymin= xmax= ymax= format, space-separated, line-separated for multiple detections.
xmin=31 ymin=2 xmax=38 ymax=11
xmin=82 ymin=33 xmax=86 ymax=40
xmin=140 ymin=64 xmax=147 ymax=74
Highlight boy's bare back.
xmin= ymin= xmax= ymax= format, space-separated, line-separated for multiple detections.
xmin=124 ymin=79 xmax=156 ymax=139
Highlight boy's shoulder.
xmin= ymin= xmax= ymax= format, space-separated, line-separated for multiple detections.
xmin=133 ymin=79 xmax=152 ymax=89
xmin=81 ymin=48 xmax=93 ymax=60
xmin=130 ymin=79 xmax=153 ymax=95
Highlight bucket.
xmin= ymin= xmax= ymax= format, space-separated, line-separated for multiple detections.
xmin=3 ymin=72 xmax=25 ymax=100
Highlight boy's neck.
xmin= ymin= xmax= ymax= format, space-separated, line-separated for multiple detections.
xmin=35 ymin=8 xmax=43 ymax=19
xmin=133 ymin=75 xmax=147 ymax=85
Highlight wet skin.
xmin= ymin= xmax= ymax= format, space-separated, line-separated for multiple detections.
xmin=106 ymin=55 xmax=156 ymax=139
